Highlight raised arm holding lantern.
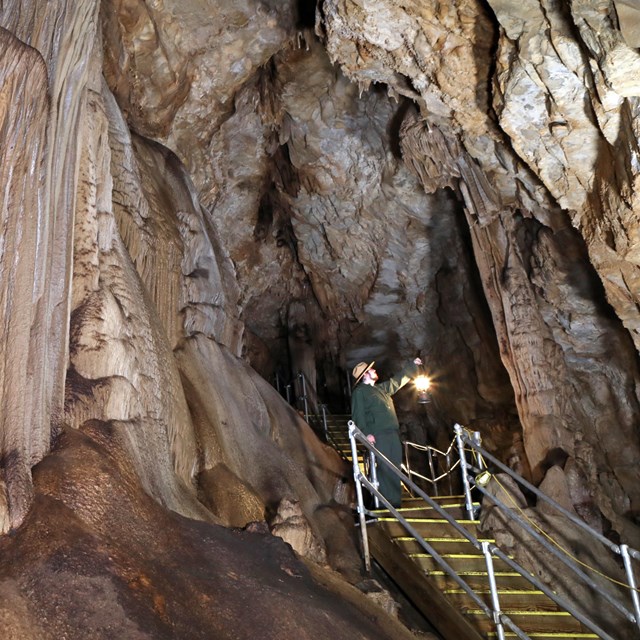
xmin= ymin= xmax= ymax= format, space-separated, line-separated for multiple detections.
xmin=350 ymin=357 xmax=422 ymax=507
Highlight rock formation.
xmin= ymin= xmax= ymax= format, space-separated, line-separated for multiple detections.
xmin=1 ymin=0 xmax=640 ymax=637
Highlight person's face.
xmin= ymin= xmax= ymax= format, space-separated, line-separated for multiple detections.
xmin=367 ymin=368 xmax=378 ymax=382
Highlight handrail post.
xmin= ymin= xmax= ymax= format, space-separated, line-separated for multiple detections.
xmin=403 ymin=441 xmax=414 ymax=497
xmin=285 ymin=384 xmax=292 ymax=404
xmin=348 ymin=420 xmax=371 ymax=573
xmin=321 ymin=403 xmax=328 ymax=440
xmin=482 ymin=541 xmax=506 ymax=640
xmin=275 ymin=372 xmax=281 ymax=394
xmin=427 ymin=447 xmax=439 ymax=497
xmin=621 ymin=544 xmax=640 ymax=631
xmin=473 ymin=431 xmax=485 ymax=471
xmin=369 ymin=450 xmax=380 ymax=509
xmin=299 ymin=372 xmax=309 ymax=422
xmin=454 ymin=424 xmax=475 ymax=520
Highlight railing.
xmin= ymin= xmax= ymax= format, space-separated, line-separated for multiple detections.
xmin=455 ymin=424 xmax=640 ymax=637
xmin=316 ymin=404 xmax=343 ymax=451
xmin=273 ymin=370 xmax=316 ymax=422
xmin=403 ymin=437 xmax=460 ymax=497
xmin=348 ymin=419 xmax=639 ymax=640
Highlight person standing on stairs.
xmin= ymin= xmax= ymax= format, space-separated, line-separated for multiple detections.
xmin=350 ymin=357 xmax=422 ymax=508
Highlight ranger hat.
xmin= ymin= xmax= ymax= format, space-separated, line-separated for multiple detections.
xmin=352 ymin=361 xmax=374 ymax=385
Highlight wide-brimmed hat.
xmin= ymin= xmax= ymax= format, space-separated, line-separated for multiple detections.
xmin=352 ymin=361 xmax=375 ymax=385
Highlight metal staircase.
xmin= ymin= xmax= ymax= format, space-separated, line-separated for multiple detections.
xmin=320 ymin=413 xmax=356 ymax=462
xmin=321 ymin=416 xmax=640 ymax=640
xmin=369 ymin=497 xmax=599 ymax=639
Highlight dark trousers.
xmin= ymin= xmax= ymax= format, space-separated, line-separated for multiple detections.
xmin=375 ymin=430 xmax=403 ymax=508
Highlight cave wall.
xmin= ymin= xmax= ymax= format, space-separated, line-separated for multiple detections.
xmin=0 ymin=2 xmax=101 ymax=530
xmin=0 ymin=0 xmax=357 ymax=583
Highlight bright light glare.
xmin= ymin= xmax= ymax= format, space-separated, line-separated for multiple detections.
xmin=414 ymin=375 xmax=431 ymax=392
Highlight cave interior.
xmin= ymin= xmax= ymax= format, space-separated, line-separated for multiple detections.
xmin=1 ymin=0 xmax=640 ymax=638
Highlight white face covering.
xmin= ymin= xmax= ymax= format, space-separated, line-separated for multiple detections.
xmin=364 ymin=369 xmax=377 ymax=385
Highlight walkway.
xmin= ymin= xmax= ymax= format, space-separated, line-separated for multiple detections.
xmin=321 ymin=413 xmax=602 ymax=639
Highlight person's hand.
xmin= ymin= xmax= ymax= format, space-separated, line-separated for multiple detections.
xmin=414 ymin=357 xmax=423 ymax=366
xmin=367 ymin=434 xmax=376 ymax=444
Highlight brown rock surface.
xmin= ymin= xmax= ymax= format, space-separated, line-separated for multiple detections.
xmin=198 ymin=462 xmax=264 ymax=527
xmin=0 ymin=426 xmax=414 ymax=640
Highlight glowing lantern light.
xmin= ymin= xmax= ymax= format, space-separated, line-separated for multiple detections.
xmin=414 ymin=375 xmax=431 ymax=404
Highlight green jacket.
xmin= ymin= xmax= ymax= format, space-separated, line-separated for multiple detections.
xmin=351 ymin=361 xmax=419 ymax=436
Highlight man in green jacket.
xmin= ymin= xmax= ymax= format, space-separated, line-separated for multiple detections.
xmin=351 ymin=357 xmax=422 ymax=508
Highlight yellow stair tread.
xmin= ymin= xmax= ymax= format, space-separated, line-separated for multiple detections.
xmin=397 ymin=502 xmax=468 ymax=509
xmin=427 ymin=570 xmax=522 ymax=576
xmin=375 ymin=517 xmax=480 ymax=523
xmin=362 ymin=490 xmax=607 ymax=639
xmin=444 ymin=589 xmax=546 ymax=595
xmin=409 ymin=553 xmax=494 ymax=558
xmin=468 ymin=610 xmax=573 ymax=616
xmin=487 ymin=629 xmax=598 ymax=640
xmin=395 ymin=536 xmax=494 ymax=541
xmin=375 ymin=501 xmax=479 ymax=509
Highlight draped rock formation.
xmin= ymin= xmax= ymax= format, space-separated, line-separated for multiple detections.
xmin=1 ymin=0 xmax=640 ymax=637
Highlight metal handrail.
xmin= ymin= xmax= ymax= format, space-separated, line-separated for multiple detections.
xmin=402 ymin=459 xmax=460 ymax=484
xmin=348 ymin=423 xmax=494 ymax=618
xmin=405 ymin=439 xmax=457 ymax=457
xmin=455 ymin=424 xmax=640 ymax=635
xmin=273 ymin=370 xmax=317 ymax=422
xmin=457 ymin=426 xmax=627 ymax=553
xmin=309 ymin=407 xmax=356 ymax=457
xmin=403 ymin=437 xmax=466 ymax=496
xmin=349 ymin=419 xmax=624 ymax=640
xmin=457 ymin=424 xmax=640 ymax=557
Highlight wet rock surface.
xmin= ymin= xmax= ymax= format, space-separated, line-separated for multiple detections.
xmin=0 ymin=427 xmax=414 ymax=640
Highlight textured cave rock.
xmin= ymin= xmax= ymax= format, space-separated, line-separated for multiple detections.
xmin=0 ymin=2 xmax=101 ymax=530
xmin=0 ymin=28 xmax=51 ymax=532
xmin=614 ymin=0 xmax=640 ymax=47
xmin=100 ymin=0 xmax=298 ymax=195
xmin=0 ymin=425 xmax=414 ymax=640
xmin=487 ymin=0 xmax=640 ymax=344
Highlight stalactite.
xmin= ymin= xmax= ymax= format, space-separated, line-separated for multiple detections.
xmin=0 ymin=29 xmax=51 ymax=532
